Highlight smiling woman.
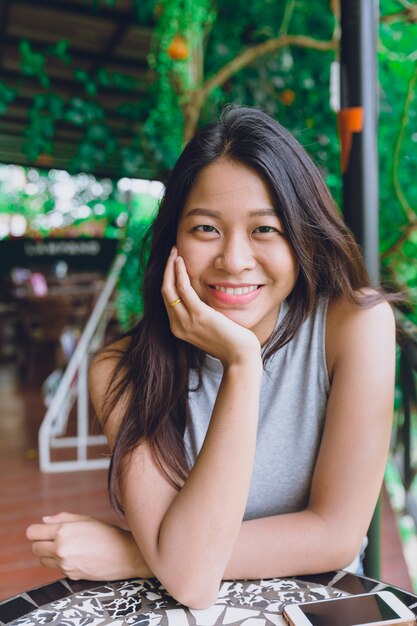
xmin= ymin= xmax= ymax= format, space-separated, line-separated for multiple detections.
xmin=176 ymin=159 xmax=299 ymax=344
xmin=26 ymin=106 xmax=396 ymax=609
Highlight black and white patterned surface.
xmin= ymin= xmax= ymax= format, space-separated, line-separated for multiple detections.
xmin=1 ymin=572 xmax=417 ymax=626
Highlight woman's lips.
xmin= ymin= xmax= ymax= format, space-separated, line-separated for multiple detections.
xmin=208 ymin=284 xmax=263 ymax=305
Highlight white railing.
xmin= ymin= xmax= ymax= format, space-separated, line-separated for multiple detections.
xmin=38 ymin=240 xmax=131 ymax=472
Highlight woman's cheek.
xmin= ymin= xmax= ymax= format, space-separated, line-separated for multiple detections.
xmin=189 ymin=274 xmax=205 ymax=299
xmin=175 ymin=239 xmax=192 ymax=264
xmin=176 ymin=243 xmax=207 ymax=301
xmin=188 ymin=272 xmax=208 ymax=303
xmin=177 ymin=243 xmax=197 ymax=275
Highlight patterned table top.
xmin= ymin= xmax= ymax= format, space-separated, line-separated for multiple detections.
xmin=1 ymin=572 xmax=417 ymax=626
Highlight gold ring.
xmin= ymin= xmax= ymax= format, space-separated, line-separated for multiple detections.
xmin=169 ymin=298 xmax=182 ymax=308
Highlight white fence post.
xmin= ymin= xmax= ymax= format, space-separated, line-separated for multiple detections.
xmin=38 ymin=240 xmax=131 ymax=472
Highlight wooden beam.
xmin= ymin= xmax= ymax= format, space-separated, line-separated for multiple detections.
xmin=0 ymin=0 xmax=12 ymax=69
xmin=88 ymin=19 xmax=133 ymax=76
xmin=9 ymin=0 xmax=155 ymax=25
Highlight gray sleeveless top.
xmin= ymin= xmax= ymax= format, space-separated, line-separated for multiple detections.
xmin=184 ymin=299 xmax=330 ymax=521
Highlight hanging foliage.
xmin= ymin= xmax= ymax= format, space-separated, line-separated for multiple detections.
xmin=144 ymin=0 xmax=216 ymax=172
xmin=0 ymin=0 xmax=416 ymax=324
xmin=377 ymin=3 xmax=417 ymax=321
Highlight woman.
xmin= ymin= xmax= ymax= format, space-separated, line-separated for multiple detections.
xmin=27 ymin=106 xmax=396 ymax=609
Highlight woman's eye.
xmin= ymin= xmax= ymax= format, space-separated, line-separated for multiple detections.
xmin=254 ymin=225 xmax=279 ymax=234
xmin=194 ymin=224 xmax=218 ymax=233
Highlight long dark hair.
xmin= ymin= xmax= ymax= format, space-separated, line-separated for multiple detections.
xmin=104 ymin=105 xmax=383 ymax=512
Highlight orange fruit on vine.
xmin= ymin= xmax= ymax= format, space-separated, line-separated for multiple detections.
xmin=279 ymin=89 xmax=296 ymax=106
xmin=167 ymin=34 xmax=189 ymax=60
xmin=36 ymin=152 xmax=53 ymax=167
xmin=154 ymin=3 xmax=163 ymax=18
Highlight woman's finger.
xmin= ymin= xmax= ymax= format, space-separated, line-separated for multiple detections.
xmin=174 ymin=256 xmax=203 ymax=309
xmin=26 ymin=523 xmax=58 ymax=542
xmin=32 ymin=540 xmax=58 ymax=558
xmin=39 ymin=556 xmax=59 ymax=570
xmin=161 ymin=247 xmax=181 ymax=305
xmin=43 ymin=512 xmax=91 ymax=524
xmin=162 ymin=249 xmax=196 ymax=316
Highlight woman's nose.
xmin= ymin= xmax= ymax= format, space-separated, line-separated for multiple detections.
xmin=213 ymin=236 xmax=256 ymax=274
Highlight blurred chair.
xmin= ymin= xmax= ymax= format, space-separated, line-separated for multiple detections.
xmin=17 ymin=292 xmax=92 ymax=387
xmin=0 ymin=275 xmax=19 ymax=361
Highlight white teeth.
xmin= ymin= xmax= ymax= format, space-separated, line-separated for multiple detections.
xmin=214 ymin=285 xmax=258 ymax=295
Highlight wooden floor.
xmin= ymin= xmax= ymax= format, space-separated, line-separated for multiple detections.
xmin=0 ymin=360 xmax=414 ymax=602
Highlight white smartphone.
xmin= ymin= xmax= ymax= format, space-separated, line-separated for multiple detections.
xmin=282 ymin=590 xmax=416 ymax=626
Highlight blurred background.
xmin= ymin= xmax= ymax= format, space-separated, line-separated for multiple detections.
xmin=0 ymin=0 xmax=417 ymax=600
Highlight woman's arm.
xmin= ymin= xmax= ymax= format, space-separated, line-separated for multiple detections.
xmin=27 ymin=292 xmax=395 ymax=584
xmin=28 ymin=286 xmax=394 ymax=601
xmin=86 ymin=250 xmax=264 ymax=608
xmin=121 ymin=365 xmax=261 ymax=607
xmin=221 ymin=294 xmax=396 ymax=579
xmin=87 ymin=290 xmax=395 ymax=598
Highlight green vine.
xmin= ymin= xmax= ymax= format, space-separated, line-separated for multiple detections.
xmin=0 ymin=81 xmax=16 ymax=115
xmin=1 ymin=0 xmax=417 ymax=325
xmin=392 ymin=61 xmax=417 ymax=223
xmin=24 ymin=94 xmax=64 ymax=161
xmin=145 ymin=0 xmax=216 ymax=170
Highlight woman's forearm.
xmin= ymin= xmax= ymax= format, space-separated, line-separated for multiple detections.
xmin=117 ymin=506 xmax=359 ymax=588
xmin=111 ymin=527 xmax=154 ymax=579
xmin=223 ymin=509 xmax=362 ymax=581
xmin=120 ymin=508 xmax=356 ymax=584
xmin=124 ymin=359 xmax=262 ymax=607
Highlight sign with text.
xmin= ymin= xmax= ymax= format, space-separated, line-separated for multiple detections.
xmin=0 ymin=237 xmax=119 ymax=273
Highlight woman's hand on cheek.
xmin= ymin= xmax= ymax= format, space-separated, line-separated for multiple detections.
xmin=162 ymin=247 xmax=261 ymax=367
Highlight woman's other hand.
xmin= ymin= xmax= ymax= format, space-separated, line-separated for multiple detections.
xmin=26 ymin=512 xmax=152 ymax=581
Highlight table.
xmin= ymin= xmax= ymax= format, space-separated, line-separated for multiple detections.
xmin=1 ymin=572 xmax=416 ymax=626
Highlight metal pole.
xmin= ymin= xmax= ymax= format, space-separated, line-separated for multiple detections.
xmin=340 ymin=0 xmax=381 ymax=580
xmin=339 ymin=0 xmax=380 ymax=283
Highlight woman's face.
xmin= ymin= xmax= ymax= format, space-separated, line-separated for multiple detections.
xmin=176 ymin=158 xmax=299 ymax=345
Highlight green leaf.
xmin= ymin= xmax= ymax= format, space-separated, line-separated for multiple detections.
xmin=19 ymin=39 xmax=50 ymax=86
xmin=85 ymin=81 xmax=97 ymax=96
xmin=97 ymin=68 xmax=110 ymax=87
xmin=0 ymin=81 xmax=16 ymax=106
xmin=74 ymin=69 xmax=89 ymax=84
xmin=48 ymin=40 xmax=72 ymax=63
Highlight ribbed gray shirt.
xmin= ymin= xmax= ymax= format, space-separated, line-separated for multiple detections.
xmin=184 ymin=299 xmax=330 ymax=521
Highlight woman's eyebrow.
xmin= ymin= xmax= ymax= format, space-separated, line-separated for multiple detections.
xmin=184 ymin=208 xmax=220 ymax=218
xmin=184 ymin=208 xmax=277 ymax=218
xmin=249 ymin=209 xmax=277 ymax=217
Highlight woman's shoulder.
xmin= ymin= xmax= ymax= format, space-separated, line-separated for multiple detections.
xmin=327 ymin=289 xmax=394 ymax=324
xmin=89 ymin=336 xmax=131 ymax=426
xmin=326 ymin=290 xmax=395 ymax=375
xmin=90 ymin=336 xmax=130 ymax=379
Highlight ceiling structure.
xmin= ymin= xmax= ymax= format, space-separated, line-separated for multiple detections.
xmin=0 ymin=0 xmax=155 ymax=178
